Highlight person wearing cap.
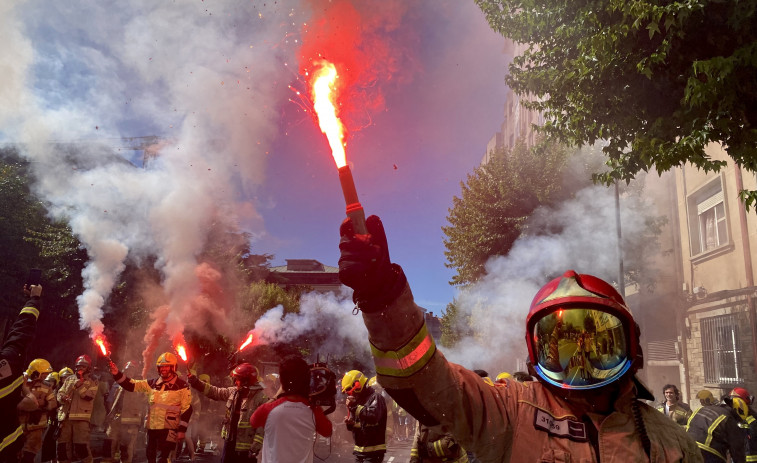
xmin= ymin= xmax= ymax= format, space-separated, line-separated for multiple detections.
xmin=686 ymin=388 xmax=746 ymax=462
xmin=338 ymin=215 xmax=702 ymax=462
xmin=656 ymin=384 xmax=692 ymax=426
xmin=0 ymin=284 xmax=42 ymax=463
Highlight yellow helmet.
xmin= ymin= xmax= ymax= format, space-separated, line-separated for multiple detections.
xmin=482 ymin=376 xmax=495 ymax=387
xmin=495 ymin=372 xmax=512 ymax=384
xmin=156 ymin=352 xmax=178 ymax=373
xmin=26 ymin=359 xmax=54 ymax=381
xmin=367 ymin=376 xmax=378 ymax=387
xmin=696 ymin=389 xmax=718 ymax=406
xmin=732 ymin=396 xmax=750 ymax=421
xmin=341 ymin=370 xmax=368 ymax=395
xmin=59 ymin=367 xmax=74 ymax=381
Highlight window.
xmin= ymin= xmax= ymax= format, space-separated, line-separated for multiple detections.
xmin=688 ymin=178 xmax=729 ymax=256
xmin=701 ymin=313 xmax=743 ymax=384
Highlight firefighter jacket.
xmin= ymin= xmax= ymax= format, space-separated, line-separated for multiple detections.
xmin=686 ymin=404 xmax=745 ymax=462
xmin=0 ymin=297 xmax=39 ymax=456
xmin=194 ymin=379 xmax=266 ymax=454
xmin=657 ymin=401 xmax=692 ymax=426
xmin=345 ymin=385 xmax=387 ymax=457
xmin=114 ymin=372 xmax=192 ymax=433
xmin=744 ymin=414 xmax=757 ymax=463
xmin=18 ymin=381 xmax=57 ymax=431
xmin=361 ymin=284 xmax=703 ymax=463
xmin=56 ymin=374 xmax=99 ymax=422
xmin=410 ymin=421 xmax=468 ymax=463
xmin=106 ymin=383 xmax=147 ymax=427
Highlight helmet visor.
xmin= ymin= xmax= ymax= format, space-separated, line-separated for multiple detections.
xmin=531 ymin=307 xmax=632 ymax=389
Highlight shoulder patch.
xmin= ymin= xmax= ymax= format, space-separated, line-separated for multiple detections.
xmin=534 ymin=409 xmax=588 ymax=442
xmin=0 ymin=359 xmax=12 ymax=380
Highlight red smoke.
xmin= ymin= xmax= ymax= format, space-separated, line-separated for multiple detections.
xmin=142 ymin=305 xmax=170 ymax=378
xmin=299 ymin=0 xmax=415 ymax=134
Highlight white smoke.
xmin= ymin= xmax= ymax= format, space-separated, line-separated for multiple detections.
xmin=253 ymin=288 xmax=371 ymax=363
xmin=444 ymin=183 xmax=656 ymax=375
xmin=0 ymin=1 xmax=309 ymax=337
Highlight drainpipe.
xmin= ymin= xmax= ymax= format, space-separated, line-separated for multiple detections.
xmin=671 ymin=170 xmax=691 ymax=400
xmin=734 ymin=166 xmax=757 ymax=377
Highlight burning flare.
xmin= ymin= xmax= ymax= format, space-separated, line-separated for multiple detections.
xmin=175 ymin=344 xmax=188 ymax=362
xmin=94 ymin=335 xmax=109 ymax=357
xmin=238 ymin=332 xmax=254 ymax=352
xmin=312 ymin=60 xmax=346 ymax=168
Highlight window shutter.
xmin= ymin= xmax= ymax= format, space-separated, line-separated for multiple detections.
xmin=697 ymin=190 xmax=724 ymax=215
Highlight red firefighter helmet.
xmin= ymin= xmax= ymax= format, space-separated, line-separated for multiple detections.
xmin=525 ymin=270 xmax=640 ymax=391
xmin=75 ymin=355 xmax=92 ymax=373
xmin=731 ymin=387 xmax=753 ymax=405
xmin=231 ymin=363 xmax=259 ymax=387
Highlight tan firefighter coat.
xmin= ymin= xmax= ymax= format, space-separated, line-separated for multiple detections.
xmin=363 ymin=285 xmax=703 ymax=463
xmin=57 ymin=375 xmax=99 ymax=422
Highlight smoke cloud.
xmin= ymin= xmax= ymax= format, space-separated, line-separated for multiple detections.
xmin=0 ymin=2 xmax=307 ymax=340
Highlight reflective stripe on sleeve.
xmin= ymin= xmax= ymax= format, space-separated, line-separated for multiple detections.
xmin=747 ymin=456 xmax=757 ymax=462
xmin=20 ymin=307 xmax=39 ymax=319
xmin=354 ymin=444 xmax=386 ymax=453
xmin=371 ymin=324 xmax=436 ymax=377
xmin=433 ymin=440 xmax=445 ymax=457
xmin=696 ymin=442 xmax=725 ymax=461
xmin=0 ymin=376 xmax=23 ymax=399
xmin=704 ymin=415 xmax=727 ymax=449
xmin=0 ymin=425 xmax=23 ymax=452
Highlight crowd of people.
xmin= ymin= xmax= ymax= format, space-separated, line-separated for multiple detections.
xmin=3 ymin=213 xmax=757 ymax=463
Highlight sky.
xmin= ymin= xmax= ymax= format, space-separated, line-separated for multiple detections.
xmin=0 ymin=0 xmax=661 ymax=374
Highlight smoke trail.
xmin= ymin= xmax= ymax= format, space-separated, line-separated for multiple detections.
xmin=444 ymin=182 xmax=659 ymax=375
xmin=0 ymin=2 xmax=308 ymax=339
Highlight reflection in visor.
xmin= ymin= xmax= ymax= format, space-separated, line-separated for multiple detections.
xmin=532 ymin=308 xmax=631 ymax=389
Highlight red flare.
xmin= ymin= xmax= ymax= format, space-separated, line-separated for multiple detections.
xmin=94 ymin=335 xmax=109 ymax=357
xmin=176 ymin=344 xmax=188 ymax=362
xmin=238 ymin=333 xmax=254 ymax=352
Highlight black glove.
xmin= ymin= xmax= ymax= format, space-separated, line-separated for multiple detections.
xmin=338 ymin=215 xmax=407 ymax=312
xmin=187 ymin=374 xmax=203 ymax=391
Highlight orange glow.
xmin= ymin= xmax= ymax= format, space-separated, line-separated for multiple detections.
xmin=238 ymin=333 xmax=254 ymax=352
xmin=176 ymin=344 xmax=188 ymax=362
xmin=312 ymin=60 xmax=346 ymax=168
xmin=558 ymin=310 xmax=563 ymax=318
xmin=94 ymin=335 xmax=108 ymax=356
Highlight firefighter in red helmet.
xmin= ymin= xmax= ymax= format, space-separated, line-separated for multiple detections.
xmin=187 ymin=363 xmax=267 ymax=463
xmin=338 ymin=215 xmax=703 ymax=462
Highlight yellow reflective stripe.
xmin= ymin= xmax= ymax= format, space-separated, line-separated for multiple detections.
xmin=748 ymin=416 xmax=756 ymax=424
xmin=747 ymin=456 xmax=757 ymax=462
xmin=696 ymin=442 xmax=725 ymax=461
xmin=434 ymin=440 xmax=444 ymax=456
xmin=68 ymin=413 xmax=93 ymax=419
xmin=356 ymin=405 xmax=364 ymax=417
xmin=253 ymin=435 xmax=264 ymax=443
xmin=238 ymin=423 xmax=251 ymax=429
xmin=704 ymin=415 xmax=727 ymax=448
xmin=0 ymin=376 xmax=24 ymax=399
xmin=20 ymin=307 xmax=39 ymax=319
xmin=121 ymin=418 xmax=141 ymax=424
xmin=371 ymin=324 xmax=436 ymax=377
xmin=410 ymin=449 xmax=419 ymax=457
xmin=354 ymin=444 xmax=386 ymax=453
xmin=235 ymin=443 xmax=251 ymax=450
xmin=0 ymin=425 xmax=23 ymax=452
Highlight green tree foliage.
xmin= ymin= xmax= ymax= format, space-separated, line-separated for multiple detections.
xmin=239 ymin=281 xmax=302 ymax=321
xmin=440 ymin=299 xmax=471 ymax=349
xmin=443 ymin=139 xmax=570 ymax=286
xmin=476 ymin=0 xmax=757 ymax=208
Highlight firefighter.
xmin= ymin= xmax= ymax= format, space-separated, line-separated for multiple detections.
xmin=59 ymin=368 xmax=74 ymax=384
xmin=108 ymin=352 xmax=193 ymax=463
xmin=341 ymin=370 xmax=387 ymax=463
xmin=656 ymin=384 xmax=692 ymax=426
xmin=56 ymin=354 xmax=99 ymax=463
xmin=0 ymin=284 xmax=42 ymax=463
xmin=686 ymin=388 xmax=746 ymax=462
xmin=187 ymin=363 xmax=266 ymax=463
xmin=494 ymin=372 xmax=512 ymax=385
xmin=337 ymin=215 xmax=702 ymax=462
xmin=102 ymin=362 xmax=146 ymax=463
xmin=733 ymin=388 xmax=757 ymax=463
xmin=40 ymin=372 xmax=63 ymax=463
xmin=409 ymin=421 xmax=468 ymax=463
xmin=17 ymin=359 xmax=57 ymax=463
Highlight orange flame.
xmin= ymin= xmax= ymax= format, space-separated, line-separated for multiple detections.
xmin=176 ymin=344 xmax=188 ymax=362
xmin=312 ymin=60 xmax=346 ymax=168
xmin=238 ymin=333 xmax=254 ymax=352
xmin=94 ymin=335 xmax=108 ymax=356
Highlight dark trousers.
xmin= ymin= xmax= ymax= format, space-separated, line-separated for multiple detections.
xmin=354 ymin=452 xmax=384 ymax=463
xmin=220 ymin=440 xmax=255 ymax=463
xmin=0 ymin=437 xmax=24 ymax=463
xmin=145 ymin=430 xmax=176 ymax=463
